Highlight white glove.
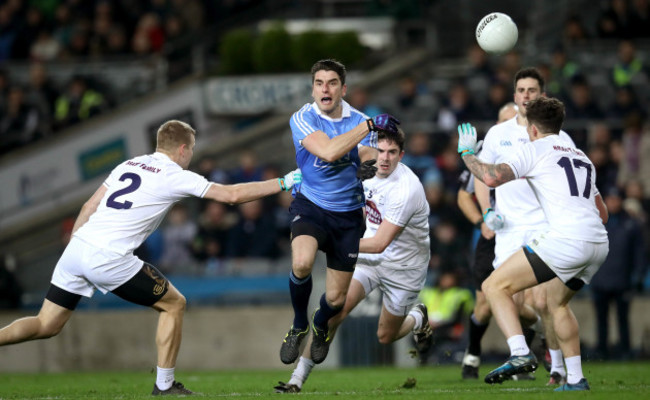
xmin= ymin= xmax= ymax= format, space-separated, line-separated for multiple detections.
xmin=483 ymin=208 xmax=504 ymax=231
xmin=279 ymin=168 xmax=301 ymax=191
xmin=457 ymin=123 xmax=478 ymax=156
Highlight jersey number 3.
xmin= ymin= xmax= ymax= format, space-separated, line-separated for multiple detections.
xmin=106 ymin=173 xmax=142 ymax=209
xmin=557 ymin=156 xmax=592 ymax=199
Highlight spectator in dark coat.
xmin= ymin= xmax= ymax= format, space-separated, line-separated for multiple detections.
xmin=590 ymin=187 xmax=646 ymax=359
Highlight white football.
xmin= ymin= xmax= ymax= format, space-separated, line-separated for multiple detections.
xmin=475 ymin=12 xmax=518 ymax=54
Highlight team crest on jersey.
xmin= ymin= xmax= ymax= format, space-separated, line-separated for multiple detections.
xmin=365 ymin=200 xmax=382 ymax=224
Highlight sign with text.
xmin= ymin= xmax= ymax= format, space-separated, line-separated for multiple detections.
xmin=204 ymin=74 xmax=313 ymax=115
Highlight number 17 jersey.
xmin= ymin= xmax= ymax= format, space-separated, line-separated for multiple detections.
xmin=74 ymin=152 xmax=210 ymax=256
xmin=505 ymin=135 xmax=607 ymax=242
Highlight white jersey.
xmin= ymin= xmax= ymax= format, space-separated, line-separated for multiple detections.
xmin=360 ymin=163 xmax=430 ymax=269
xmin=74 ymin=152 xmax=210 ymax=256
xmin=479 ymin=116 xmax=574 ymax=233
xmin=506 ymin=134 xmax=608 ymax=242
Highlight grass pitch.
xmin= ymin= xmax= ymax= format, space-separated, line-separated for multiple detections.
xmin=0 ymin=362 xmax=648 ymax=399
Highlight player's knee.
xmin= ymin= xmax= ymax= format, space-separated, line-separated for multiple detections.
xmin=376 ymin=330 xmax=394 ymax=345
xmin=163 ymin=291 xmax=186 ymax=315
xmin=326 ymin=292 xmax=346 ymax=309
xmin=291 ymin=261 xmax=312 ymax=279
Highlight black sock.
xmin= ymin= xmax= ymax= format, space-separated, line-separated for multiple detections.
xmin=523 ymin=327 xmax=536 ymax=348
xmin=467 ymin=313 xmax=489 ymax=356
xmin=289 ymin=271 xmax=312 ymax=331
xmin=313 ymin=293 xmax=342 ymax=331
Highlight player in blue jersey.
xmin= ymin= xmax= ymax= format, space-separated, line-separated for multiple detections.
xmin=279 ymin=59 xmax=400 ymax=365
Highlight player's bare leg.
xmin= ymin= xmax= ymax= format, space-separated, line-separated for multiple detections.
xmin=544 ymin=277 xmax=588 ymax=390
xmin=151 ymin=283 xmax=186 ymax=368
xmin=150 ymin=282 xmax=193 ymax=395
xmin=530 ymin=282 xmax=566 ymax=383
xmin=482 ymin=249 xmax=539 ymax=383
xmin=0 ymin=299 xmax=72 ymax=345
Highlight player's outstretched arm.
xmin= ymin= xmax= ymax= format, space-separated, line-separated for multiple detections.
xmin=204 ymin=169 xmax=301 ymax=205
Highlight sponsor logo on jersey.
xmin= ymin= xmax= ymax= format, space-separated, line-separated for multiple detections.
xmin=365 ymin=200 xmax=382 ymax=225
xmin=500 ymin=140 xmax=512 ymax=146
xmin=348 ymin=253 xmax=358 ymax=258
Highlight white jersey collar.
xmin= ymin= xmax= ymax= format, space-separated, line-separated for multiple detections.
xmin=311 ymin=99 xmax=351 ymax=122
xmin=153 ymin=151 xmax=172 ymax=161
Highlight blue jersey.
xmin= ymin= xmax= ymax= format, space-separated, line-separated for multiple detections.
xmin=290 ymin=100 xmax=372 ymax=212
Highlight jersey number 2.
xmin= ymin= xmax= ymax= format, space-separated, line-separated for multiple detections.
xmin=106 ymin=173 xmax=142 ymax=209
xmin=557 ymin=156 xmax=592 ymax=199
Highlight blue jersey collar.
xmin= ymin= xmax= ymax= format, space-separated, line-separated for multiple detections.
xmin=311 ymin=100 xmax=351 ymax=122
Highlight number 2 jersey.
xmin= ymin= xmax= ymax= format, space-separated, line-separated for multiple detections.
xmin=74 ymin=152 xmax=211 ymax=256
xmin=360 ymin=163 xmax=430 ymax=269
xmin=505 ymin=134 xmax=608 ymax=242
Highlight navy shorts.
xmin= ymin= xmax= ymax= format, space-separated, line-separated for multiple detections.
xmin=290 ymin=193 xmax=364 ymax=272
xmin=473 ymin=235 xmax=495 ymax=290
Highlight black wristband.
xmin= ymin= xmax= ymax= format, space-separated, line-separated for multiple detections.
xmin=366 ymin=118 xmax=375 ymax=132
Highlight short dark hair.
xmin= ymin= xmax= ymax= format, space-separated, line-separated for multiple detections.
xmin=514 ymin=67 xmax=545 ymax=92
xmin=311 ymin=59 xmax=346 ymax=85
xmin=525 ymin=97 xmax=565 ymax=134
xmin=378 ymin=128 xmax=406 ymax=151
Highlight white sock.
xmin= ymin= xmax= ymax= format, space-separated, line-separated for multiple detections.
xmin=564 ymin=355 xmax=584 ymax=384
xmin=408 ymin=307 xmax=424 ymax=331
xmin=288 ymin=357 xmax=315 ymax=388
xmin=156 ymin=366 xmax=175 ymax=391
xmin=506 ymin=335 xmax=530 ymax=356
xmin=549 ymin=348 xmax=566 ymax=376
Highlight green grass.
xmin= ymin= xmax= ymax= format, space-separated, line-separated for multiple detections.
xmin=0 ymin=362 xmax=648 ymax=399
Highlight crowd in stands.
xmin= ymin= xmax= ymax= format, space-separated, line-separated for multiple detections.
xmin=0 ymin=0 xmax=258 ymax=156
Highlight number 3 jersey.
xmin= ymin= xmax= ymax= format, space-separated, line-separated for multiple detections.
xmin=360 ymin=163 xmax=430 ymax=269
xmin=74 ymin=152 xmax=211 ymax=256
xmin=505 ymin=134 xmax=607 ymax=242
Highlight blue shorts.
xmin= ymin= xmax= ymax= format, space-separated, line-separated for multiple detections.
xmin=289 ymin=193 xmax=364 ymax=272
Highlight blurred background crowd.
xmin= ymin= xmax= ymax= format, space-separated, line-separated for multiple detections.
xmin=0 ymin=0 xmax=648 ymax=361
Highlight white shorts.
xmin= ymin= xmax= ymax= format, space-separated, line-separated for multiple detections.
xmin=527 ymin=231 xmax=609 ymax=285
xmin=494 ymin=229 xmax=537 ymax=269
xmin=51 ymin=237 xmax=144 ymax=297
xmin=353 ymin=261 xmax=427 ymax=317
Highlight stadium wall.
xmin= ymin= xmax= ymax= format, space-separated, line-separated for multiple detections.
xmin=0 ymin=297 xmax=648 ymax=372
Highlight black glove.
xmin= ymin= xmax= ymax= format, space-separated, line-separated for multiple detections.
xmin=357 ymin=159 xmax=377 ymax=180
